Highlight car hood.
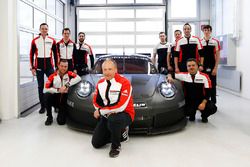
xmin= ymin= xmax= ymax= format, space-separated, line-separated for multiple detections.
xmin=90 ymin=74 xmax=160 ymax=99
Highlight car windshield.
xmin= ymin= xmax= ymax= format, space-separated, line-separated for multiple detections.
xmin=93 ymin=56 xmax=157 ymax=74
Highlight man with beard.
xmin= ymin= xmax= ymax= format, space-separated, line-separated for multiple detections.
xmin=73 ymin=32 xmax=94 ymax=76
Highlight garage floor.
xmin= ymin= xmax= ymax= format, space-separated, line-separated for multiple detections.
xmin=1 ymin=90 xmax=250 ymax=167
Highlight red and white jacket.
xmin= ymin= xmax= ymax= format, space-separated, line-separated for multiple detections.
xmin=175 ymin=36 xmax=203 ymax=63
xmin=44 ymin=71 xmax=81 ymax=94
xmin=201 ymin=37 xmax=221 ymax=69
xmin=30 ymin=35 xmax=57 ymax=69
xmin=174 ymin=71 xmax=212 ymax=101
xmin=57 ymin=39 xmax=76 ymax=60
xmin=93 ymin=73 xmax=135 ymax=121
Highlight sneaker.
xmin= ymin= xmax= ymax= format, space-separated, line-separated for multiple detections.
xmin=109 ymin=146 xmax=121 ymax=158
xmin=39 ymin=107 xmax=46 ymax=114
xmin=121 ymin=126 xmax=129 ymax=142
xmin=189 ymin=116 xmax=195 ymax=122
xmin=201 ymin=117 xmax=208 ymax=123
xmin=45 ymin=117 xmax=53 ymax=126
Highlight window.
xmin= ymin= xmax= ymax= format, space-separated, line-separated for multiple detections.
xmin=167 ymin=0 xmax=205 ymax=42
xmin=19 ymin=31 xmax=33 ymax=84
xmin=107 ymin=9 xmax=134 ymax=18
xmin=34 ymin=9 xmax=46 ymax=31
xmin=34 ymin=0 xmax=45 ymax=9
xmin=136 ymin=21 xmax=163 ymax=32
xmin=136 ymin=35 xmax=158 ymax=45
xmin=47 ymin=0 xmax=55 ymax=15
xmin=86 ymin=35 xmax=106 ymax=45
xmin=79 ymin=0 xmax=106 ymax=5
xmin=107 ymin=0 xmax=134 ymax=4
xmin=107 ymin=22 xmax=134 ymax=32
xmin=47 ymin=16 xmax=56 ymax=36
xmin=79 ymin=10 xmax=105 ymax=19
xmin=136 ymin=8 xmax=164 ymax=18
xmin=19 ymin=1 xmax=33 ymax=28
xmin=18 ymin=0 xmax=65 ymax=85
xmin=77 ymin=6 xmax=165 ymax=56
xmin=108 ymin=35 xmax=135 ymax=45
xmin=170 ymin=0 xmax=197 ymax=18
xmin=136 ymin=0 xmax=163 ymax=4
xmin=79 ymin=22 xmax=106 ymax=32
xmin=56 ymin=0 xmax=64 ymax=19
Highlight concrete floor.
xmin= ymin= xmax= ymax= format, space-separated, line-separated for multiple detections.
xmin=1 ymin=90 xmax=250 ymax=167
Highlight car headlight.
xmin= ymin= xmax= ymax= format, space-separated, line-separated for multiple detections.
xmin=159 ymin=82 xmax=176 ymax=98
xmin=76 ymin=81 xmax=92 ymax=98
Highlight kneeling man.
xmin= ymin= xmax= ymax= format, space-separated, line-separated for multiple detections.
xmin=92 ymin=58 xmax=135 ymax=158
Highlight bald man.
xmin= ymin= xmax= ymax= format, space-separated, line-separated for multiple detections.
xmin=92 ymin=58 xmax=135 ymax=158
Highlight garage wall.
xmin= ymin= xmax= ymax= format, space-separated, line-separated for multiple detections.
xmin=0 ymin=0 xmax=18 ymax=120
xmin=236 ymin=0 xmax=250 ymax=99
xmin=211 ymin=0 xmax=250 ymax=100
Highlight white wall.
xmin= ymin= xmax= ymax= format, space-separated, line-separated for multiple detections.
xmin=211 ymin=0 xmax=250 ymax=99
xmin=0 ymin=0 xmax=19 ymax=119
xmin=236 ymin=0 xmax=250 ymax=99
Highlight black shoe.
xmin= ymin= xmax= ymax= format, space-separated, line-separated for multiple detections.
xmin=121 ymin=126 xmax=129 ymax=142
xmin=201 ymin=117 xmax=208 ymax=123
xmin=39 ymin=107 xmax=46 ymax=114
xmin=45 ymin=117 xmax=53 ymax=126
xmin=189 ymin=116 xmax=195 ymax=122
xmin=109 ymin=146 xmax=121 ymax=158
xmin=57 ymin=115 xmax=66 ymax=125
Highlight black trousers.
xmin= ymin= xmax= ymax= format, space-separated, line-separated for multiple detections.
xmin=36 ymin=68 xmax=54 ymax=108
xmin=44 ymin=93 xmax=68 ymax=125
xmin=75 ymin=66 xmax=89 ymax=76
xmin=185 ymin=100 xmax=217 ymax=118
xmin=92 ymin=112 xmax=132 ymax=149
xmin=205 ymin=72 xmax=217 ymax=104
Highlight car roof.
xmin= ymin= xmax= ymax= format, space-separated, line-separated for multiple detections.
xmin=98 ymin=54 xmax=151 ymax=61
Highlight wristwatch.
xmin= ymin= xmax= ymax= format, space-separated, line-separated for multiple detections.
xmin=65 ymin=82 xmax=70 ymax=88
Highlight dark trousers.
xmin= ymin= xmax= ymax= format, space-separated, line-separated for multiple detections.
xmin=205 ymin=72 xmax=217 ymax=104
xmin=185 ymin=100 xmax=217 ymax=118
xmin=36 ymin=68 xmax=54 ymax=108
xmin=44 ymin=93 xmax=68 ymax=125
xmin=92 ymin=112 xmax=132 ymax=149
xmin=75 ymin=66 xmax=89 ymax=76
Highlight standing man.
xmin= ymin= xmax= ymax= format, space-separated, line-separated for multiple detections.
xmin=73 ymin=32 xmax=94 ymax=76
xmin=174 ymin=23 xmax=203 ymax=72
xmin=57 ymin=28 xmax=76 ymax=72
xmin=30 ymin=23 xmax=57 ymax=114
xmin=43 ymin=59 xmax=81 ymax=126
xmin=167 ymin=30 xmax=182 ymax=72
xmin=152 ymin=32 xmax=171 ymax=73
xmin=200 ymin=25 xmax=220 ymax=104
xmin=92 ymin=58 xmax=135 ymax=158
xmin=167 ymin=58 xmax=217 ymax=123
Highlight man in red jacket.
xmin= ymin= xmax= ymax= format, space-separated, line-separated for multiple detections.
xmin=30 ymin=23 xmax=57 ymax=114
xmin=44 ymin=60 xmax=81 ymax=126
xmin=92 ymin=58 xmax=135 ymax=158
